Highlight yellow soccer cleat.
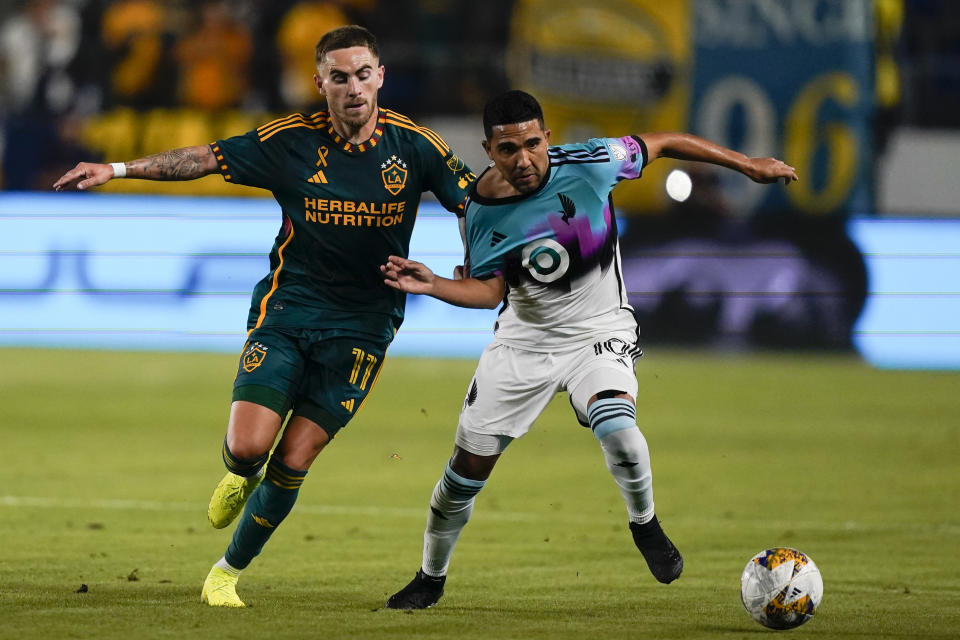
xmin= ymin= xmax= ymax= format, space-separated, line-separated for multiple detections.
xmin=201 ymin=566 xmax=246 ymax=608
xmin=207 ymin=471 xmax=262 ymax=529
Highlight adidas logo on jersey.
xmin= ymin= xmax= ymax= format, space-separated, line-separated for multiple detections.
xmin=490 ymin=230 xmax=507 ymax=247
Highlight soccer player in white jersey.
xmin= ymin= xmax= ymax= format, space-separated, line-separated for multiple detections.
xmin=380 ymin=90 xmax=798 ymax=609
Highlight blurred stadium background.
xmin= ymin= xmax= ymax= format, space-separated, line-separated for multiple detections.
xmin=1 ymin=0 xmax=959 ymax=367
xmin=2 ymin=4 xmax=959 ymax=636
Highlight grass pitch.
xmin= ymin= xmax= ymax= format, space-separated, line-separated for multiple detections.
xmin=0 ymin=347 xmax=957 ymax=639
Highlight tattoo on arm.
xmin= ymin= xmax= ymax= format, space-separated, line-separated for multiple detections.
xmin=126 ymin=145 xmax=216 ymax=181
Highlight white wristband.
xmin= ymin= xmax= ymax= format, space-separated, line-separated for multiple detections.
xmin=110 ymin=162 xmax=127 ymax=178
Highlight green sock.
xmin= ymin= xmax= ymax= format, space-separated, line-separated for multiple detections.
xmin=224 ymin=457 xmax=306 ymax=569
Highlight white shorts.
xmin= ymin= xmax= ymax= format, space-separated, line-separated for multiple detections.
xmin=455 ymin=334 xmax=641 ymax=456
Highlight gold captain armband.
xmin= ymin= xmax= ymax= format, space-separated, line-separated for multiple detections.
xmin=303 ymin=197 xmax=407 ymax=227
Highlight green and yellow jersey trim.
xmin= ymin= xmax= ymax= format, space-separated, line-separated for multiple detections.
xmin=325 ymin=111 xmax=387 ymax=153
xmin=252 ymin=218 xmax=295 ymax=331
xmin=251 ymin=109 xmax=453 ymax=158
xmin=257 ymin=112 xmax=329 ymax=142
xmin=210 ymin=143 xmax=232 ymax=182
xmin=381 ymin=108 xmax=451 ymax=156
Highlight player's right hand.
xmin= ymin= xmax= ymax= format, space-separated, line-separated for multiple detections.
xmin=53 ymin=162 xmax=115 ymax=191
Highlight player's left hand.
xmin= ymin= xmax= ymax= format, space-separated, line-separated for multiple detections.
xmin=743 ymin=157 xmax=798 ymax=185
xmin=381 ymin=255 xmax=436 ymax=295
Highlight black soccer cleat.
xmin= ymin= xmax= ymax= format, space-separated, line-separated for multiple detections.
xmin=385 ymin=569 xmax=446 ymax=610
xmin=630 ymin=517 xmax=684 ymax=584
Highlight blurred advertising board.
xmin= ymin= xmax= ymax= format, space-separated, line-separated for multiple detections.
xmin=691 ymin=0 xmax=874 ymax=217
xmin=0 ymin=194 xmax=495 ymax=357
xmin=1 ymin=194 xmax=957 ymax=368
xmin=847 ymin=217 xmax=960 ymax=370
xmin=508 ymin=0 xmax=874 ymax=216
xmin=508 ymin=0 xmax=693 ymax=214
xmin=78 ymin=109 xmax=271 ymax=198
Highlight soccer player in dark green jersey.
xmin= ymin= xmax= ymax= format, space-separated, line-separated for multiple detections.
xmin=53 ymin=25 xmax=476 ymax=607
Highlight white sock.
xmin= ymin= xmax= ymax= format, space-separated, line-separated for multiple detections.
xmin=422 ymin=464 xmax=486 ymax=577
xmin=598 ymin=426 xmax=655 ymax=524
xmin=214 ymin=557 xmax=241 ymax=576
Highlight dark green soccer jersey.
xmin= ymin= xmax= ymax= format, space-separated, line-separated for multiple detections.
xmin=212 ymin=108 xmax=475 ymax=341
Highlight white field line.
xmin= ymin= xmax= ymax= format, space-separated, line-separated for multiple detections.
xmin=0 ymin=495 xmax=538 ymax=522
xmin=1 ymin=495 xmax=958 ymax=535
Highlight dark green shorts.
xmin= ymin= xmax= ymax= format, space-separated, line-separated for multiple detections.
xmin=232 ymin=326 xmax=389 ymax=438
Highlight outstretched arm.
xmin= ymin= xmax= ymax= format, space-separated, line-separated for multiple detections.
xmin=53 ymin=144 xmax=218 ymax=191
xmin=640 ymin=132 xmax=798 ymax=184
xmin=381 ymin=256 xmax=504 ymax=309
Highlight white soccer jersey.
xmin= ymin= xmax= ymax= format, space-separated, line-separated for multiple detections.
xmin=464 ymin=136 xmax=648 ymax=351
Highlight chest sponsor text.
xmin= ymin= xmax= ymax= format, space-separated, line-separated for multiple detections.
xmin=304 ymin=197 xmax=406 ymax=227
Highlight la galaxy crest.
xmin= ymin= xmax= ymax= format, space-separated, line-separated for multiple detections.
xmin=241 ymin=342 xmax=268 ymax=372
xmin=381 ymin=155 xmax=408 ymax=195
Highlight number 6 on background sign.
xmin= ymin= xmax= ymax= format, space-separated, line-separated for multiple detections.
xmin=783 ymin=72 xmax=859 ymax=214
xmin=696 ymin=72 xmax=863 ymax=216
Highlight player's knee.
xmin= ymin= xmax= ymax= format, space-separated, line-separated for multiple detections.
xmin=274 ymin=450 xmax=318 ymax=472
xmin=272 ymin=438 xmax=326 ymax=472
xmin=598 ymin=423 xmax=648 ymax=460
xmin=221 ymin=438 xmax=269 ymax=477
xmin=587 ymin=397 xmax=637 ymax=441
xmin=449 ymin=445 xmax=501 ymax=481
xmin=589 ymin=388 xmax=633 ymax=404
xmin=436 ymin=462 xmax=487 ymax=504
xmin=272 ymin=415 xmax=332 ymax=470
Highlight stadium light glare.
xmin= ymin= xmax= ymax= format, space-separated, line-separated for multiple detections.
xmin=665 ymin=169 xmax=692 ymax=202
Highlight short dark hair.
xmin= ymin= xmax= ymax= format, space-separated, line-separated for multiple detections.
xmin=482 ymin=90 xmax=544 ymax=140
xmin=315 ymin=25 xmax=379 ymax=65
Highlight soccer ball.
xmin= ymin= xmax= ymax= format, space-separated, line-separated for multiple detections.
xmin=740 ymin=547 xmax=823 ymax=630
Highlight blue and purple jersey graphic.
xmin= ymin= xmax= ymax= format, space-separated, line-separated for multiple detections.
xmin=465 ymin=136 xmax=647 ymax=289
